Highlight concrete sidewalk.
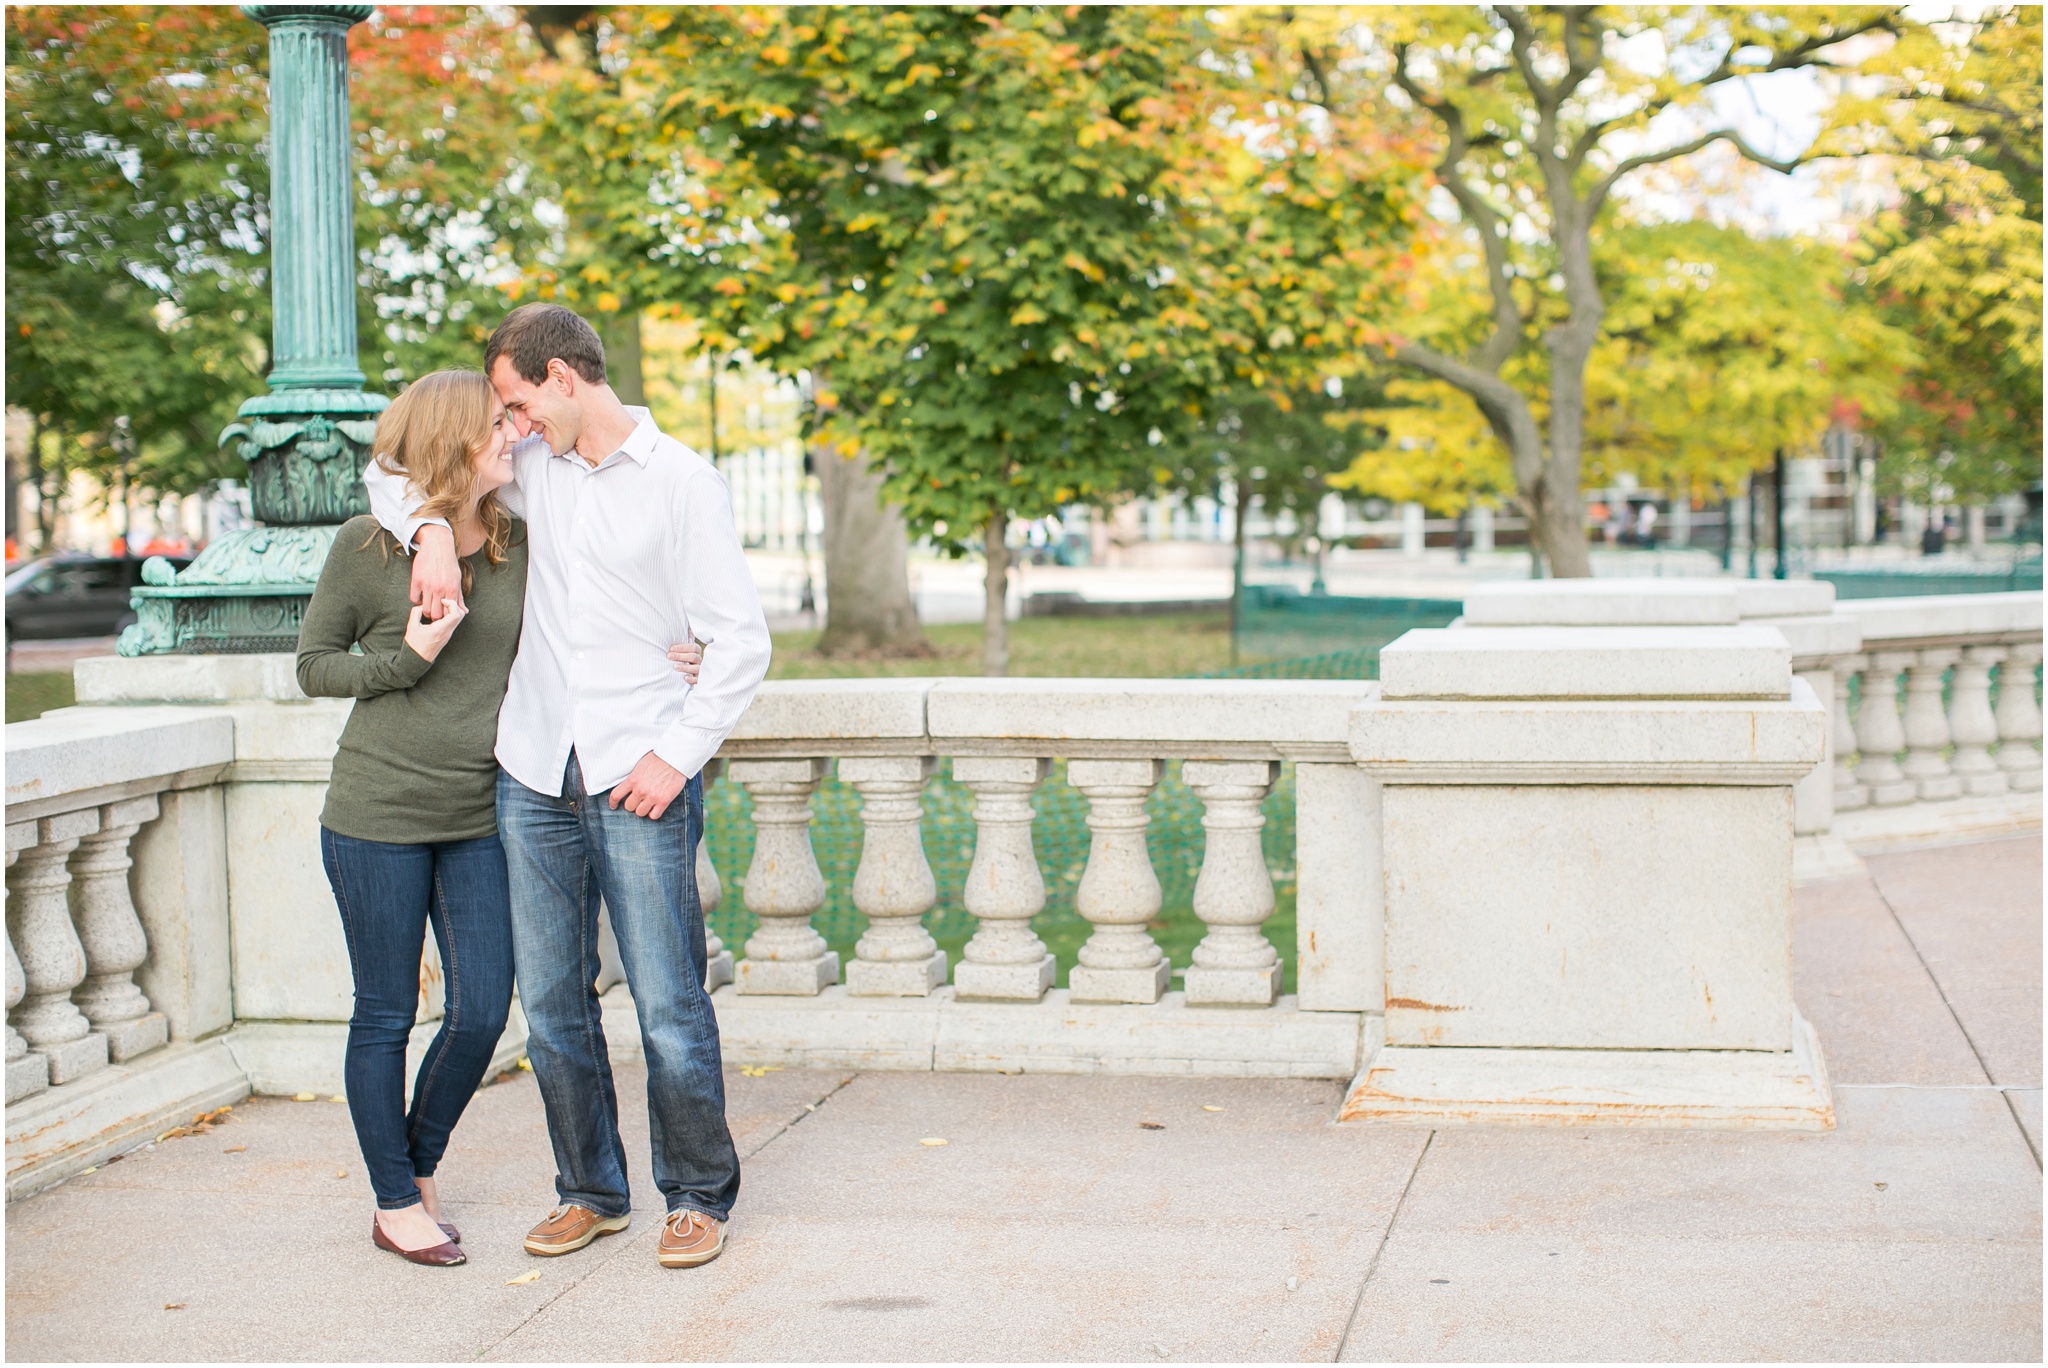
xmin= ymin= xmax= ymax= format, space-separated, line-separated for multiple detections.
xmin=7 ymin=836 xmax=2040 ymax=1362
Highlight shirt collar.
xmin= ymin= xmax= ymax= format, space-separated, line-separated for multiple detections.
xmin=614 ymin=408 xmax=658 ymax=466
xmin=541 ymin=406 xmax=659 ymax=467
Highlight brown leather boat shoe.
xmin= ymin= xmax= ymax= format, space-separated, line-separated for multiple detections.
xmin=523 ymin=1204 xmax=631 ymax=1256
xmin=656 ymin=1208 xmax=725 ymax=1268
xmin=371 ymin=1217 xmax=466 ymax=1266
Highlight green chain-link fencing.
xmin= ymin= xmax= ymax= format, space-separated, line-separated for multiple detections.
xmin=1231 ymin=584 xmax=1462 ymax=673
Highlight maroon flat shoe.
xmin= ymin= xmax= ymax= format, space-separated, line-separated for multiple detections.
xmin=437 ymin=1219 xmax=461 ymax=1244
xmin=372 ymin=1217 xmax=466 ymax=1266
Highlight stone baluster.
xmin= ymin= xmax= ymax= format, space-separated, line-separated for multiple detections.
xmin=1182 ymin=761 xmax=1282 ymax=1007
xmin=7 ymin=811 xmax=108 ymax=1085
xmin=842 ymin=756 xmax=946 ymax=996
xmin=731 ymin=759 xmax=837 ymax=995
xmin=1995 ymin=642 xmax=2043 ymax=792
xmin=6 ymin=822 xmax=49 ymax=1103
xmin=697 ymin=759 xmax=733 ymax=992
xmin=952 ymin=758 xmax=1055 ymax=1001
xmin=1854 ymin=651 xmax=1918 ymax=807
xmin=1831 ymin=658 xmax=1869 ymax=813
xmin=1900 ymin=648 xmax=1962 ymax=801
xmin=1948 ymin=646 xmax=2008 ymax=798
xmin=69 ymin=796 xmax=170 ymax=1062
xmin=1067 ymin=759 xmax=1169 ymax=1005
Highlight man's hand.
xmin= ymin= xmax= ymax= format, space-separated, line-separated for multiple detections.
xmin=610 ymin=751 xmax=688 ymax=820
xmin=410 ymin=524 xmax=465 ymax=620
xmin=403 ymin=598 xmax=468 ymax=664
xmin=667 ymin=641 xmax=703 ymax=685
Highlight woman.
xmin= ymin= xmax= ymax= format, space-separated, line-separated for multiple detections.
xmin=297 ymin=370 xmax=701 ymax=1267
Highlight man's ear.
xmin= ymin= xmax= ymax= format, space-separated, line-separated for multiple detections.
xmin=546 ymin=357 xmax=576 ymax=393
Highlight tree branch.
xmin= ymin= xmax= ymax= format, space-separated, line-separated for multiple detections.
xmin=1391 ymin=337 xmax=1545 ymax=490
xmin=1587 ymin=127 xmax=1803 ymax=215
xmin=1393 ymin=42 xmax=1525 ymax=375
xmin=1297 ymin=42 xmax=1332 ymax=109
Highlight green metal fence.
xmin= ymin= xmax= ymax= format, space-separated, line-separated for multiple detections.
xmin=1815 ymin=557 xmax=2044 ymax=599
xmin=1231 ymin=584 xmax=1463 ymax=673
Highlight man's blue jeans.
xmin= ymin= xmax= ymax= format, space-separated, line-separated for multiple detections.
xmin=496 ymin=753 xmax=739 ymax=1221
xmin=319 ymin=829 xmax=515 ymax=1211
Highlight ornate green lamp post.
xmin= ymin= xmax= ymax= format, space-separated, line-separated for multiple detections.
xmin=121 ymin=4 xmax=385 ymax=655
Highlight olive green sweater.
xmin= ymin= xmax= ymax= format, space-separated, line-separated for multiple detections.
xmin=296 ymin=515 xmax=527 ymax=844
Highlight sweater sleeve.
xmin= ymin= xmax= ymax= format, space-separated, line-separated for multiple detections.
xmin=295 ymin=534 xmax=436 ymax=700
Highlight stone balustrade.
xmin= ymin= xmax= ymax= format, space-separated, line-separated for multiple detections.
xmin=1828 ymin=594 xmax=2043 ymax=820
xmin=9 ymin=587 xmax=2037 ymax=1195
xmin=4 ymin=706 xmax=249 ymax=1197
xmin=1463 ymin=580 xmax=2043 ymax=877
xmin=707 ymin=678 xmax=1374 ymax=1024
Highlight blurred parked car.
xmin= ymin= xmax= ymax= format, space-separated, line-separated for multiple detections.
xmin=4 ymin=555 xmax=191 ymax=641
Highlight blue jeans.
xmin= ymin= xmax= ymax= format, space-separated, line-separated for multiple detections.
xmin=496 ymin=753 xmax=738 ymax=1220
xmin=319 ymin=829 xmax=515 ymax=1211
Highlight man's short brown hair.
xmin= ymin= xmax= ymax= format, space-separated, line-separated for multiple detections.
xmin=485 ymin=303 xmax=607 ymax=386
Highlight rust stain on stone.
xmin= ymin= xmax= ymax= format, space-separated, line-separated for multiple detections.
xmin=1385 ymin=997 xmax=1466 ymax=1013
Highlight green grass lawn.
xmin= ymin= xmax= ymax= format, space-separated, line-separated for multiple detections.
xmin=6 ymin=671 xmax=75 ymax=723
xmin=768 ymin=611 xmax=1231 ymax=680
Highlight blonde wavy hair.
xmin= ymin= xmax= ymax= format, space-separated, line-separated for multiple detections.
xmin=367 ymin=370 xmax=513 ymax=593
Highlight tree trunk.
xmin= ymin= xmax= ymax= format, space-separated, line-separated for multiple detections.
xmin=812 ymin=437 xmax=932 ymax=658
xmin=600 ymin=310 xmax=645 ymax=406
xmin=982 ymin=508 xmax=1009 ymax=677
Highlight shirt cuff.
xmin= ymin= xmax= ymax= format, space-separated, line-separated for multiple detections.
xmin=401 ymin=515 xmax=452 ymax=555
xmin=653 ymin=727 xmax=722 ymax=783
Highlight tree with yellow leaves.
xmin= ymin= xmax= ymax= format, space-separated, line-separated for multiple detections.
xmin=1312 ymin=6 xmax=1901 ymax=575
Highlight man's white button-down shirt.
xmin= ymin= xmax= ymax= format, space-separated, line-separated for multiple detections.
xmin=364 ymin=407 xmax=771 ymax=796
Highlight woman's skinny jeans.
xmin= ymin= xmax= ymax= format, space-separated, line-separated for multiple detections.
xmin=320 ymin=828 xmax=514 ymax=1211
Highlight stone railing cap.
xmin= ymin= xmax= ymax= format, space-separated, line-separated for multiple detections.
xmin=1462 ymin=579 xmax=1740 ymax=627
xmin=5 ymin=706 xmax=234 ymax=808
xmin=1733 ymin=580 xmax=1836 ymax=619
xmin=1380 ymin=626 xmax=1793 ymax=699
xmin=729 ymin=678 xmax=934 ymax=741
xmin=1845 ymin=591 xmax=2043 ymax=645
xmin=927 ymin=677 xmax=1374 ymax=746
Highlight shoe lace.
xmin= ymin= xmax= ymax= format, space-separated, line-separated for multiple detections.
xmin=665 ymin=1209 xmax=708 ymax=1236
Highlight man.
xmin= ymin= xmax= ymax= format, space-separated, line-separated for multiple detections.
xmin=364 ymin=303 xmax=771 ymax=1269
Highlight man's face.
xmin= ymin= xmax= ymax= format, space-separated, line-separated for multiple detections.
xmin=490 ymin=356 xmax=581 ymax=456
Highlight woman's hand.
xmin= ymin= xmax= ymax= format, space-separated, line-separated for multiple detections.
xmin=668 ymin=641 xmax=704 ymax=685
xmin=404 ymin=598 xmax=467 ymax=663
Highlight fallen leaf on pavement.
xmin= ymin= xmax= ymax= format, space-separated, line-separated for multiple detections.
xmin=1139 ymin=1121 xmax=1166 ymax=1130
xmin=223 ymin=1145 xmax=246 ymax=1154
xmin=328 ymin=1095 xmax=345 ymax=1103
xmin=919 ymin=1137 xmax=948 ymax=1147
xmin=1202 ymin=1106 xmax=1224 ymax=1112
xmin=334 ymin=1169 xmax=347 ymax=1178
xmin=506 ymin=1270 xmax=542 ymax=1285
xmin=164 ymin=1303 xmax=186 ymax=1311
xmin=293 ymin=1092 xmax=316 ymax=1102
xmin=156 ymin=1106 xmax=234 ymax=1142
xmin=738 ymin=1065 xmax=782 ymax=1077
